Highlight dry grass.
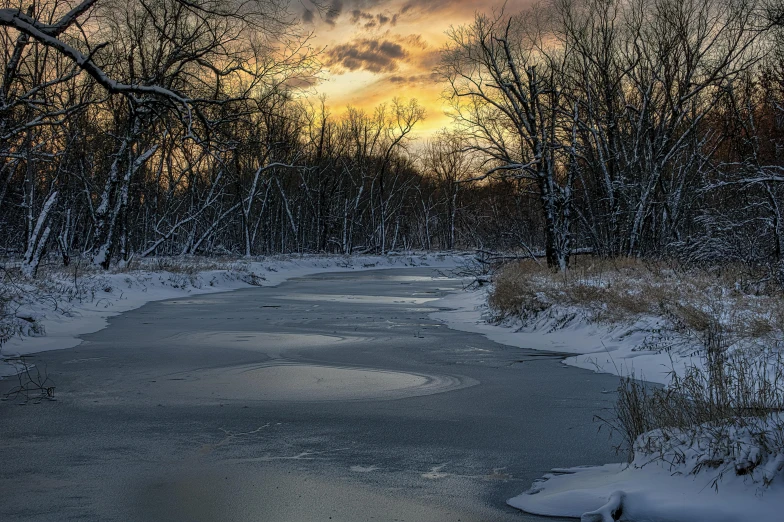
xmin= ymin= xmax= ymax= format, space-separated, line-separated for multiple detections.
xmin=489 ymin=256 xmax=784 ymax=352
xmin=604 ymin=349 xmax=784 ymax=486
xmin=491 ymin=257 xmax=784 ymax=485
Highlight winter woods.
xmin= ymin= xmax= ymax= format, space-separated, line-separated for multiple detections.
xmin=3 ymin=0 xmax=784 ymax=274
xmin=440 ymin=0 xmax=784 ymax=269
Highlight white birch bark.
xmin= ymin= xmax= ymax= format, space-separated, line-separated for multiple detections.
xmin=21 ymin=190 xmax=58 ymax=278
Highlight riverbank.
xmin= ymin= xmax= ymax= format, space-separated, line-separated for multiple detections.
xmin=1 ymin=253 xmax=464 ymax=376
xmin=435 ymin=258 xmax=784 ymax=522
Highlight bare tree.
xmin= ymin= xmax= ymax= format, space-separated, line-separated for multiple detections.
xmin=557 ymin=0 xmax=762 ymax=256
xmin=421 ymin=130 xmax=478 ymax=250
xmin=440 ymin=9 xmax=577 ymax=269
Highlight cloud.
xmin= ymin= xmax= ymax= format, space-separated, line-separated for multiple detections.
xmin=283 ymin=75 xmax=320 ymax=89
xmin=400 ymin=0 xmax=472 ymax=15
xmin=324 ymin=33 xmax=429 ymax=74
xmin=387 ymin=72 xmax=439 ymax=85
xmin=350 ymin=9 xmax=373 ymax=23
xmin=349 ymin=9 xmax=398 ymax=28
xmin=399 ymin=0 xmax=528 ymax=19
xmin=325 ymin=37 xmax=409 ymax=73
xmin=307 ymin=0 xmax=531 ymax=31
xmin=325 ymin=0 xmax=343 ymax=26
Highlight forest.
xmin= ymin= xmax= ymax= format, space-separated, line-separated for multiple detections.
xmin=1 ymin=0 xmax=784 ymax=276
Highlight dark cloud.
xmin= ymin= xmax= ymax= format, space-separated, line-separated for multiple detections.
xmin=302 ymin=8 xmax=314 ymax=23
xmin=284 ymin=75 xmax=320 ymax=89
xmin=378 ymin=41 xmax=405 ymax=56
xmin=387 ymin=72 xmax=439 ymax=85
xmin=325 ymin=37 xmax=409 ymax=73
xmin=349 ymin=9 xmax=398 ymax=28
xmin=325 ymin=0 xmax=343 ymax=26
xmin=324 ymin=32 xmax=429 ymax=74
xmin=350 ymin=9 xmax=374 ymax=23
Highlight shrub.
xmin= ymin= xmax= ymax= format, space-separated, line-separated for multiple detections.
xmin=602 ymin=325 xmax=784 ymax=486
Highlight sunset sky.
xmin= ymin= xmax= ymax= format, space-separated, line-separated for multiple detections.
xmin=298 ymin=0 xmax=528 ymax=139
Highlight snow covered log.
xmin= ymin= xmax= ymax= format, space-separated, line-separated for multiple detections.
xmin=580 ymin=491 xmax=625 ymax=522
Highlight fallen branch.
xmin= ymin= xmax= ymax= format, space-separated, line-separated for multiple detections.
xmin=2 ymin=356 xmax=55 ymax=404
xmin=475 ymin=247 xmax=594 ymax=265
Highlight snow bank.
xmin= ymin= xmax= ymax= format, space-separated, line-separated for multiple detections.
xmin=430 ymin=283 xmax=784 ymax=521
xmin=508 ymin=414 xmax=784 ymax=522
xmin=430 ymin=288 xmax=695 ymax=385
xmin=1 ymin=253 xmax=463 ymax=375
xmin=508 ymin=461 xmax=784 ymax=522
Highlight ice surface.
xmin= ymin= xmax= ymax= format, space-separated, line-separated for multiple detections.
xmin=152 ymin=362 xmax=473 ymax=402
xmin=1 ymin=254 xmax=463 ymax=364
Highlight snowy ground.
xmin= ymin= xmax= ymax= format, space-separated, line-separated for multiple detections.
xmin=0 ymin=253 xmax=464 ymax=377
xmin=430 ymin=287 xmax=784 ymax=521
xmin=430 ymin=288 xmax=693 ymax=386
xmin=507 ymin=458 xmax=784 ymax=522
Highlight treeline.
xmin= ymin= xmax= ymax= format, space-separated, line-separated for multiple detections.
xmin=1 ymin=0 xmax=547 ymax=277
xmin=440 ymin=0 xmax=784 ymax=271
xmin=2 ymin=0 xmax=784 ymax=276
xmin=0 ymin=0 xmax=507 ymax=277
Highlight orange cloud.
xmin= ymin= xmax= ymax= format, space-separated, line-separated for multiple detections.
xmin=324 ymin=38 xmax=408 ymax=73
xmin=302 ymin=0 xmax=533 ymax=138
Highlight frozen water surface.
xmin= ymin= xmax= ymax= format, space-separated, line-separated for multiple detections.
xmin=156 ymin=362 xmax=475 ymax=402
xmin=0 ymin=267 xmax=617 ymax=522
xmin=169 ymin=331 xmax=359 ymax=356
xmin=279 ymin=293 xmax=440 ymax=305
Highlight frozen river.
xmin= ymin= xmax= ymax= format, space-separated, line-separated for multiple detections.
xmin=0 ymin=268 xmax=619 ymax=521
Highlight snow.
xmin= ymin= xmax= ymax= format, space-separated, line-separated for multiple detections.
xmin=429 ymin=288 xmax=696 ymax=385
xmin=0 ymin=253 xmax=463 ymax=373
xmin=430 ymin=284 xmax=784 ymax=521
xmin=507 ymin=433 xmax=784 ymax=522
xmin=508 ymin=461 xmax=784 ymax=521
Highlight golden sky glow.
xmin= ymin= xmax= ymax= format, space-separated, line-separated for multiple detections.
xmin=299 ymin=0 xmax=529 ymax=139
